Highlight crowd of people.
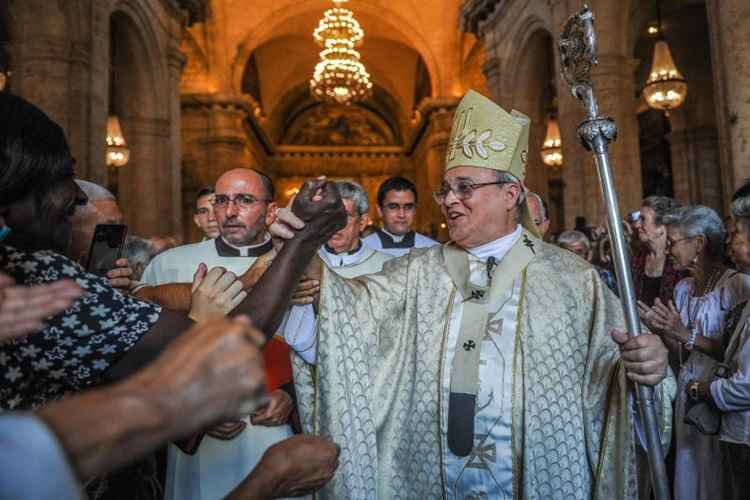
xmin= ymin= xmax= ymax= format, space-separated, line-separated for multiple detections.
xmin=0 ymin=86 xmax=747 ymax=500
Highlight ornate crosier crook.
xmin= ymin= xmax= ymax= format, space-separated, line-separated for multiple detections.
xmin=559 ymin=6 xmax=671 ymax=500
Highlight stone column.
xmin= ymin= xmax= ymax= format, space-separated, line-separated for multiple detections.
xmin=590 ymin=54 xmax=643 ymax=216
xmin=706 ymin=0 xmax=750 ymax=203
xmin=412 ymin=106 xmax=455 ymax=241
xmin=669 ymin=126 xmax=722 ymax=210
xmin=167 ymin=41 xmax=187 ymax=238
xmin=181 ymin=94 xmax=253 ymax=189
xmin=117 ymin=117 xmax=172 ymax=237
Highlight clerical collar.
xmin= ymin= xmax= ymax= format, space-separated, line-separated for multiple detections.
xmin=320 ymin=241 xmax=368 ymax=268
xmin=465 ymin=225 xmax=522 ymax=261
xmin=214 ymin=235 xmax=273 ymax=257
xmin=376 ymin=228 xmax=415 ymax=249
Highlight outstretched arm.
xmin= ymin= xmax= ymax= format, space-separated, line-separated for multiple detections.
xmin=230 ymin=178 xmax=346 ymax=342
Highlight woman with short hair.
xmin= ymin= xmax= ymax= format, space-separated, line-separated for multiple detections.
xmin=639 ymin=205 xmax=750 ymax=500
xmin=686 ymin=195 xmax=750 ymax=500
xmin=631 ymin=196 xmax=684 ymax=306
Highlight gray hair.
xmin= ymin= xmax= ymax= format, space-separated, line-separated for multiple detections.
xmin=557 ymin=230 xmax=591 ymax=251
xmin=731 ymin=196 xmax=750 ymax=220
xmin=335 ymin=180 xmax=369 ymax=216
xmin=493 ymin=170 xmax=526 ymax=206
xmin=76 ymin=179 xmax=116 ymax=202
xmin=662 ymin=205 xmax=725 ymax=258
xmin=642 ymin=195 xmax=679 ymax=226
xmin=121 ymin=236 xmax=157 ymax=270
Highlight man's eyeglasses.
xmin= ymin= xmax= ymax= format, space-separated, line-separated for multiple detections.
xmin=212 ymin=194 xmax=272 ymax=209
xmin=432 ymin=180 xmax=511 ymax=204
xmin=383 ymin=202 xmax=416 ymax=212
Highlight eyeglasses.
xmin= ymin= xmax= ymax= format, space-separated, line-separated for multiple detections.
xmin=432 ymin=180 xmax=511 ymax=204
xmin=383 ymin=202 xmax=416 ymax=211
xmin=667 ymin=236 xmax=694 ymax=248
xmin=212 ymin=194 xmax=272 ymax=209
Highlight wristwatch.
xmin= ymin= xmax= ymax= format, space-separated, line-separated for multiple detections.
xmin=687 ymin=380 xmax=702 ymax=401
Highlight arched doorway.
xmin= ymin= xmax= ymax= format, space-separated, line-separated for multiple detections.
xmin=511 ymin=29 xmax=563 ymax=234
xmin=109 ymin=8 xmax=171 ymax=237
xmin=634 ymin=1 xmax=721 ymax=210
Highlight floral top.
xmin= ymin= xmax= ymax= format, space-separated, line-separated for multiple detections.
xmin=0 ymin=245 xmax=161 ymax=410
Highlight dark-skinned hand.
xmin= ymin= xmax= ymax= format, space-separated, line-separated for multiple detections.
xmin=291 ymin=177 xmax=347 ymax=243
xmin=245 ymin=435 xmax=340 ymax=498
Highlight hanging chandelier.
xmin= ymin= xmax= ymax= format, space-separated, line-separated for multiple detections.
xmin=642 ymin=1 xmax=687 ymax=114
xmin=541 ymin=116 xmax=563 ymax=167
xmin=106 ymin=115 xmax=130 ymax=167
xmin=310 ymin=0 xmax=372 ymax=105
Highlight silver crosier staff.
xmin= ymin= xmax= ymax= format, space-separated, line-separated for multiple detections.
xmin=559 ymin=6 xmax=671 ymax=500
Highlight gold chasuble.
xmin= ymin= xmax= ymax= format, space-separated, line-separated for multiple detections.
xmin=292 ymin=238 xmax=674 ymax=499
xmin=292 ymin=90 xmax=674 ymax=499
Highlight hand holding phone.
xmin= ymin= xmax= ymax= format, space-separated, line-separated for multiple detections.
xmin=86 ymin=224 xmax=128 ymax=276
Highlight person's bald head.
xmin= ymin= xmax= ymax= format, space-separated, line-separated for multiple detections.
xmin=214 ymin=168 xmax=277 ymax=246
xmin=526 ymin=192 xmax=550 ymax=237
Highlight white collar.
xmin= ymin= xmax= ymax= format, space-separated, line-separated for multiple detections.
xmin=219 ymin=234 xmax=271 ymax=257
xmin=319 ymin=242 xmax=370 ymax=268
xmin=381 ymin=227 xmax=407 ymax=243
xmin=465 ymin=225 xmax=523 ymax=261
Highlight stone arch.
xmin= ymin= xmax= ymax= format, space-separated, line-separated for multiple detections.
xmin=509 ymin=28 xmax=556 ymax=213
xmin=498 ymin=15 xmax=553 ymax=106
xmin=108 ymin=4 xmax=171 ymax=237
xmin=110 ymin=0 xmax=168 ymax=113
xmin=229 ymin=1 xmax=441 ymax=100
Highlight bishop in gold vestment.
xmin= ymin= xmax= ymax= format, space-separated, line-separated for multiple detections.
xmin=288 ymin=90 xmax=674 ymax=500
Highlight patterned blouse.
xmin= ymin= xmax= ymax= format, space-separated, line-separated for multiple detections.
xmin=0 ymin=245 xmax=162 ymax=410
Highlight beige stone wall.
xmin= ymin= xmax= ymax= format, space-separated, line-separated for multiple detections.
xmin=7 ymin=0 xmax=749 ymax=241
xmin=4 ymin=0 xmax=197 ymax=238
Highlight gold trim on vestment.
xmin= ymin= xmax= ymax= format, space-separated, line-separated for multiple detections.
xmin=437 ymin=287 xmax=457 ymax=500
xmin=511 ymin=268 xmax=528 ymax=500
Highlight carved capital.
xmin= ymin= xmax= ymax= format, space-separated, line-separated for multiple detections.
xmin=460 ymin=0 xmax=503 ymax=35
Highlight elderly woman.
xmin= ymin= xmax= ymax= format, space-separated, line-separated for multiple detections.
xmin=686 ymin=195 xmax=750 ymax=500
xmin=631 ymin=196 xmax=683 ymax=306
xmin=638 ymin=205 xmax=750 ymax=500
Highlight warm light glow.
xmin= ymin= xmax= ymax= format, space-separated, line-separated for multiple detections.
xmin=540 ymin=118 xmax=563 ymax=167
xmin=440 ymin=223 xmax=446 ymax=229
xmin=106 ymin=114 xmax=130 ymax=167
xmin=285 ymin=187 xmax=300 ymax=198
xmin=310 ymin=0 xmax=372 ymax=105
xmin=646 ymin=22 xmax=660 ymax=36
xmin=0 ymin=71 xmax=7 ymax=91
xmin=643 ymin=39 xmax=687 ymax=112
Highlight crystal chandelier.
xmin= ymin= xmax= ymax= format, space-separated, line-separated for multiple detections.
xmin=541 ymin=116 xmax=563 ymax=168
xmin=642 ymin=1 xmax=687 ymax=114
xmin=310 ymin=0 xmax=372 ymax=105
xmin=106 ymin=114 xmax=130 ymax=167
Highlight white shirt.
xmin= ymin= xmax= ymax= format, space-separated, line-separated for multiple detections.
xmin=362 ymin=228 xmax=438 ymax=258
xmin=711 ymin=306 xmax=750 ymax=445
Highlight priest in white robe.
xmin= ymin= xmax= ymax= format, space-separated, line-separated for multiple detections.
xmin=362 ymin=176 xmax=438 ymax=257
xmin=283 ymin=180 xmax=392 ymax=363
xmin=281 ymin=90 xmax=676 ymax=499
xmin=141 ymin=168 xmax=296 ymax=500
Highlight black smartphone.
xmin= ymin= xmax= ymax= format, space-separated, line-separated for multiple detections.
xmin=86 ymin=224 xmax=128 ymax=275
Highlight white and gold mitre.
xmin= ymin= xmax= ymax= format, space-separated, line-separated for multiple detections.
xmin=445 ymin=89 xmax=531 ymax=181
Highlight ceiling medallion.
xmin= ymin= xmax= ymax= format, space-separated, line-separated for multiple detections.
xmin=310 ymin=0 xmax=372 ymax=105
